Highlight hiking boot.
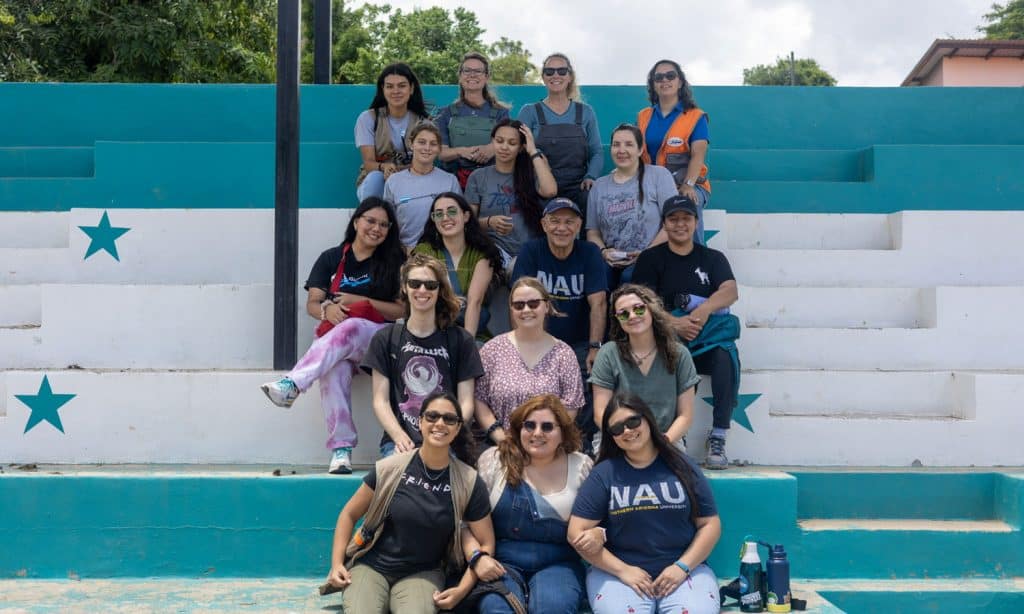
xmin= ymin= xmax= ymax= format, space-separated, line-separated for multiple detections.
xmin=704 ymin=435 xmax=729 ymax=470
xmin=328 ymin=447 xmax=353 ymax=475
xmin=261 ymin=377 xmax=299 ymax=408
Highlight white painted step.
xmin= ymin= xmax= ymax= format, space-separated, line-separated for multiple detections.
xmin=738 ymin=286 xmax=929 ymax=329
xmin=727 ymin=213 xmax=894 ymax=249
xmin=799 ymin=519 xmax=1015 ymax=532
xmin=0 ymin=212 xmax=68 ymax=248
xmin=0 ymin=285 xmax=41 ymax=327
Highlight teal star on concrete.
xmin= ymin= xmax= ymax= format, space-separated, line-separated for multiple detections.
xmin=79 ymin=211 xmax=130 ymax=261
xmin=703 ymin=393 xmax=761 ymax=433
xmin=15 ymin=375 xmax=76 ymax=434
xmin=704 ymin=230 xmax=719 ymax=243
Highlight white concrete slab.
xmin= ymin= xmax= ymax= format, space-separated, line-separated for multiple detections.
xmin=0 ymin=285 xmax=41 ymax=327
xmin=0 ymin=212 xmax=68 ymax=248
xmin=738 ymin=286 xmax=928 ymax=329
xmin=727 ymin=213 xmax=894 ymax=249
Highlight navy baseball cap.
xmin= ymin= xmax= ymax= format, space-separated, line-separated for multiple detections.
xmin=542 ymin=197 xmax=582 ymax=217
xmin=662 ymin=194 xmax=699 ymax=219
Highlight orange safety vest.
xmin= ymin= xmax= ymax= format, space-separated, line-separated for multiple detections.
xmin=637 ymin=106 xmax=711 ymax=192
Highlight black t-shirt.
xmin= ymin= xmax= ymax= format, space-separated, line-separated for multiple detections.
xmin=359 ymin=455 xmax=491 ymax=577
xmin=361 ymin=323 xmax=484 ymax=446
xmin=304 ymin=244 xmax=398 ymax=302
xmin=633 ymin=243 xmax=735 ymax=312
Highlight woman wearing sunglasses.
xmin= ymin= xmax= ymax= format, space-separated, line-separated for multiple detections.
xmin=517 ymin=53 xmax=603 ymax=216
xmin=474 ymin=277 xmax=585 ymax=447
xmin=260 ymin=197 xmax=406 ymax=475
xmin=589 ymin=284 xmax=699 ymax=454
xmin=362 ymin=253 xmax=484 ymax=458
xmin=413 ymin=192 xmax=503 ymax=341
xmin=460 ymin=394 xmax=595 ymax=613
xmin=568 ymin=393 xmax=721 ymax=614
xmin=327 ymin=390 xmax=495 ymax=613
xmin=383 ymin=122 xmax=462 ymax=250
xmin=637 ymin=59 xmax=710 ymax=244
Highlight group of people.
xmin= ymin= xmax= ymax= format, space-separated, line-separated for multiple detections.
xmin=258 ymin=52 xmax=741 ymax=613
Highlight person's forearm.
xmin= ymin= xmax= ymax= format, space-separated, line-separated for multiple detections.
xmin=589 ymin=307 xmax=607 ymax=345
xmin=647 ymin=228 xmax=668 ymax=248
xmin=680 ymin=518 xmax=721 ymax=569
xmin=665 ymin=413 xmax=692 ymax=444
xmin=308 ymin=300 xmax=325 ymax=320
xmin=463 ymin=300 xmax=481 ymax=338
xmin=331 ymin=511 xmax=356 ymax=566
xmin=373 ymin=399 xmax=406 ymax=442
xmin=684 ymin=141 xmax=708 ymax=185
xmin=586 ymin=229 xmax=607 ymax=250
xmin=365 ymin=298 xmax=405 ymax=321
xmin=439 ymin=145 xmax=462 ymax=163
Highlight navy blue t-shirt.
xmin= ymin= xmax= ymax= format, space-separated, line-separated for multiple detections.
xmin=572 ymin=454 xmax=717 ymax=577
xmin=511 ymin=238 xmax=607 ymax=347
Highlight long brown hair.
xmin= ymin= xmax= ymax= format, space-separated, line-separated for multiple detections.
xmin=609 ymin=283 xmax=680 ymax=373
xmin=400 ymin=253 xmax=462 ymax=329
xmin=498 ymin=394 xmax=581 ymax=487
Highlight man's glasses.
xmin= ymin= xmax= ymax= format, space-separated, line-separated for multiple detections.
xmin=360 ymin=216 xmax=392 ymax=229
xmin=431 ymin=206 xmax=461 ymax=221
xmin=653 ymin=71 xmax=679 ymax=82
xmin=511 ymin=299 xmax=543 ymax=311
xmin=608 ymin=415 xmax=643 ymax=437
xmin=422 ymin=410 xmax=462 ymax=426
xmin=522 ymin=420 xmax=557 ymax=433
xmin=614 ymin=303 xmax=648 ymax=321
xmin=407 ymin=279 xmax=440 ymax=291
xmin=543 ymin=67 xmax=570 ymax=77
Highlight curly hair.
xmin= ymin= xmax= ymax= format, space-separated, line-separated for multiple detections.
xmin=645 ymin=59 xmax=697 ymax=112
xmin=490 ymin=119 xmax=544 ymax=235
xmin=418 ymin=192 xmax=505 ymax=286
xmin=608 ymin=283 xmax=681 ymax=373
xmin=498 ymin=394 xmax=581 ymax=487
xmin=400 ymin=253 xmax=462 ymax=329
xmin=420 ymin=391 xmax=477 ymax=466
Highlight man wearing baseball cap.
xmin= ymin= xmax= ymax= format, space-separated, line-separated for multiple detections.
xmin=633 ymin=194 xmax=741 ymax=469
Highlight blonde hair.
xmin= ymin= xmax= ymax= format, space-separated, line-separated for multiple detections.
xmin=509 ymin=276 xmax=565 ymax=328
xmin=543 ymin=53 xmax=581 ymax=101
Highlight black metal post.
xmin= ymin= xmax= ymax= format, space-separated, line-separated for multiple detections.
xmin=274 ymin=0 xmax=300 ymax=369
xmin=314 ymin=0 xmax=332 ymax=84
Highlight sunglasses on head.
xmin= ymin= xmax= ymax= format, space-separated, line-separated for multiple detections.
xmin=407 ymin=279 xmax=440 ymax=291
xmin=511 ymin=299 xmax=543 ymax=311
xmin=431 ymin=206 xmax=461 ymax=221
xmin=608 ymin=414 xmax=643 ymax=437
xmin=422 ymin=410 xmax=462 ymax=426
xmin=543 ymin=67 xmax=570 ymax=76
xmin=522 ymin=420 xmax=557 ymax=433
xmin=653 ymin=70 xmax=679 ymax=82
xmin=615 ymin=303 xmax=647 ymax=321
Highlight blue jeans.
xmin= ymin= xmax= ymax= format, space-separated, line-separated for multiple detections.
xmin=357 ymin=170 xmax=386 ymax=202
xmin=586 ymin=563 xmax=720 ymax=614
xmin=694 ymin=185 xmax=709 ymax=245
xmin=480 ymin=561 xmax=584 ymax=614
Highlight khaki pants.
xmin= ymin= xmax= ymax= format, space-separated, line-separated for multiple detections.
xmin=342 ymin=563 xmax=444 ymax=614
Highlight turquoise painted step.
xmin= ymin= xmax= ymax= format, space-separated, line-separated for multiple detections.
xmin=794 ymin=472 xmax=998 ymax=520
xmin=713 ymin=149 xmax=867 ymax=182
xmin=0 ymin=147 xmax=93 ymax=178
xmin=821 ymin=591 xmax=1024 ymax=613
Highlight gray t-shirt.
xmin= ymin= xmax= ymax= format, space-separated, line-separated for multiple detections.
xmin=383 ymin=168 xmax=462 ymax=248
xmin=586 ymin=165 xmax=677 ymax=253
xmin=588 ymin=341 xmax=700 ymax=433
xmin=354 ymin=109 xmax=412 ymax=150
xmin=465 ymin=165 xmax=536 ymax=258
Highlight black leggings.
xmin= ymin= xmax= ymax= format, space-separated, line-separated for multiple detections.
xmin=691 ymin=347 xmax=738 ymax=430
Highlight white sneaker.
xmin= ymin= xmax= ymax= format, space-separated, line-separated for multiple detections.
xmin=261 ymin=378 xmax=299 ymax=408
xmin=329 ymin=447 xmax=352 ymax=475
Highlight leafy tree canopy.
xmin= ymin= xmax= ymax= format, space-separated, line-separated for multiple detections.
xmin=978 ymin=0 xmax=1024 ymax=39
xmin=742 ymin=56 xmax=837 ymax=86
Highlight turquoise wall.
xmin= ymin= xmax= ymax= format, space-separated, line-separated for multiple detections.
xmin=1 ymin=83 xmax=1023 ymax=212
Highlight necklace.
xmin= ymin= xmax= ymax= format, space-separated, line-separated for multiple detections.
xmin=419 ymin=453 xmax=449 ymax=481
xmin=631 ymin=345 xmax=656 ymax=364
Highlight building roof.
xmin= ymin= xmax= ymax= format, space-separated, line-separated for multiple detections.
xmin=902 ymin=39 xmax=1024 ymax=86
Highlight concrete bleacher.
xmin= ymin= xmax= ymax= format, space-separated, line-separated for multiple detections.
xmin=2 ymin=83 xmax=1024 ymax=611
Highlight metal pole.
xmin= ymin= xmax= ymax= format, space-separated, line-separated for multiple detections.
xmin=314 ymin=0 xmax=332 ymax=84
xmin=789 ymin=51 xmax=796 ymax=86
xmin=274 ymin=0 xmax=300 ymax=369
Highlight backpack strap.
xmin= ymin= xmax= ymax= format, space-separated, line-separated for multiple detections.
xmin=385 ymin=321 xmax=405 ymax=379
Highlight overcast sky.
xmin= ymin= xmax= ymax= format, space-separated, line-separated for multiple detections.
xmin=388 ymin=0 xmax=996 ymax=86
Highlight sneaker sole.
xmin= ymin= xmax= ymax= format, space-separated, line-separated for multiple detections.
xmin=260 ymin=384 xmax=296 ymax=408
xmin=328 ymin=466 xmax=353 ymax=475
xmin=704 ymin=461 xmax=729 ymax=470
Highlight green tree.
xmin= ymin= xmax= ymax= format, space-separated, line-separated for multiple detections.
xmin=979 ymin=0 xmax=1024 ymax=39
xmin=742 ymin=56 xmax=837 ymax=86
xmin=488 ymin=37 xmax=538 ymax=84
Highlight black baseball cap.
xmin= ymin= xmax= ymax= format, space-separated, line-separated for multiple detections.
xmin=662 ymin=194 xmax=699 ymax=219
xmin=542 ymin=197 xmax=582 ymax=217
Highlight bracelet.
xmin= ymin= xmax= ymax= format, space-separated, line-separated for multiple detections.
xmin=674 ymin=560 xmax=691 ymax=575
xmin=486 ymin=216 xmax=493 ymax=229
xmin=468 ymin=549 xmax=490 ymax=570
xmin=485 ymin=421 xmax=502 ymax=440
xmin=530 ymin=150 xmax=544 ymax=160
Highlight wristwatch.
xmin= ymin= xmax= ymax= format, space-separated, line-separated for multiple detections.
xmin=684 ymin=178 xmax=697 ymax=187
xmin=588 ymin=341 xmax=601 ymax=350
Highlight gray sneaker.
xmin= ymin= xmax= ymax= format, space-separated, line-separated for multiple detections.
xmin=704 ymin=436 xmax=729 ymax=470
xmin=261 ymin=377 xmax=299 ymax=408
xmin=328 ymin=447 xmax=352 ymax=475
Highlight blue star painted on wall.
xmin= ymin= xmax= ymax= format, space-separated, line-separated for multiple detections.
xmin=15 ymin=375 xmax=76 ymax=434
xmin=704 ymin=230 xmax=719 ymax=243
xmin=79 ymin=211 xmax=130 ymax=261
xmin=703 ymin=393 xmax=762 ymax=433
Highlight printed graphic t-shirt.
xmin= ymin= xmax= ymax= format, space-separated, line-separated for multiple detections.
xmin=304 ymin=244 xmax=397 ymax=302
xmin=632 ymin=242 xmax=734 ymax=313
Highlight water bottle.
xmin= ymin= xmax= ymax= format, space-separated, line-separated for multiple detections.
xmin=739 ymin=540 xmax=765 ymax=612
xmin=765 ymin=543 xmax=791 ymax=612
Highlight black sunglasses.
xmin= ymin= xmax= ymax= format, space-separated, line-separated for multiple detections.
xmin=543 ymin=67 xmax=570 ymax=76
xmin=511 ymin=299 xmax=543 ymax=311
xmin=522 ymin=420 xmax=557 ymax=433
xmin=608 ymin=414 xmax=643 ymax=437
xmin=422 ymin=410 xmax=462 ymax=426
xmin=407 ymin=279 xmax=440 ymax=291
xmin=653 ymin=70 xmax=678 ymax=82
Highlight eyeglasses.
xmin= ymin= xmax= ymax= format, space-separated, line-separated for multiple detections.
xmin=422 ymin=410 xmax=462 ymax=426
xmin=653 ymin=70 xmax=679 ymax=82
xmin=431 ymin=206 xmax=461 ymax=221
xmin=614 ymin=303 xmax=648 ymax=321
xmin=407 ymin=279 xmax=440 ymax=291
xmin=460 ymin=67 xmax=487 ymax=76
xmin=522 ymin=420 xmax=557 ymax=433
xmin=360 ymin=216 xmax=392 ymax=229
xmin=608 ymin=414 xmax=643 ymax=437
xmin=511 ymin=299 xmax=543 ymax=311
xmin=543 ymin=67 xmax=570 ymax=77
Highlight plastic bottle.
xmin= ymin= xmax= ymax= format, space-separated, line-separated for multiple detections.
xmin=765 ymin=543 xmax=792 ymax=612
xmin=739 ymin=540 xmax=765 ymax=612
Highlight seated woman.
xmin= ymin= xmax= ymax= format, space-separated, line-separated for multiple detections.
xmin=383 ymin=121 xmax=462 ymax=250
xmin=435 ymin=51 xmax=510 ymax=189
xmin=517 ymin=53 xmax=603 ymax=215
xmin=362 ymin=253 xmax=484 ymax=457
xmin=590 ymin=283 xmax=700 ymax=454
xmin=465 ymin=119 xmax=557 ymax=270
xmin=586 ymin=124 xmax=676 ymax=288
xmin=462 ymin=394 xmax=594 ymax=613
xmin=326 ymin=391 xmax=494 ymax=614
xmin=568 ymin=393 xmax=722 ymax=614
xmin=260 ymin=197 xmax=405 ymax=475
xmin=355 ymin=62 xmax=429 ymax=202
xmin=637 ymin=59 xmax=711 ymax=244
xmin=412 ymin=192 xmax=502 ymax=340
xmin=475 ymin=277 xmax=584 ymax=446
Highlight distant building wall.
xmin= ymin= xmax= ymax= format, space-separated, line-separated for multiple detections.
xmin=939 ymin=56 xmax=1024 ymax=86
